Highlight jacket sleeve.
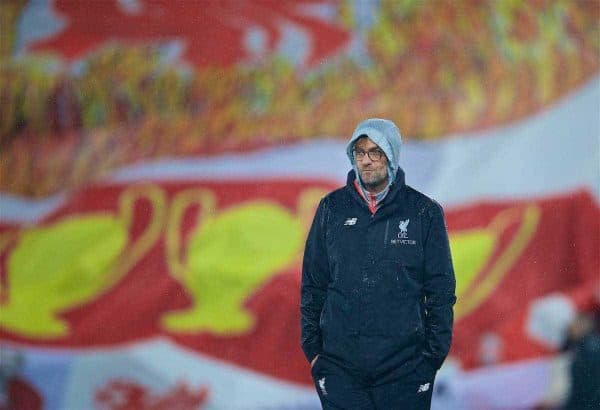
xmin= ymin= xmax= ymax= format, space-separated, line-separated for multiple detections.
xmin=300 ymin=198 xmax=330 ymax=363
xmin=422 ymin=202 xmax=456 ymax=370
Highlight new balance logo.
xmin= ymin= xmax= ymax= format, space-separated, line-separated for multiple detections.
xmin=344 ymin=218 xmax=357 ymax=226
xmin=417 ymin=383 xmax=430 ymax=394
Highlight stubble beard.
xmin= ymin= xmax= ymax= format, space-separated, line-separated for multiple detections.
xmin=359 ymin=169 xmax=388 ymax=192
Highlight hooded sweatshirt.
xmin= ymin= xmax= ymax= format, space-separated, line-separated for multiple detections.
xmin=346 ymin=118 xmax=402 ymax=211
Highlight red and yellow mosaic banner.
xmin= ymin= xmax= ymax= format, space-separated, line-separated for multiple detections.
xmin=1 ymin=182 xmax=597 ymax=385
xmin=1 ymin=0 xmax=599 ymax=197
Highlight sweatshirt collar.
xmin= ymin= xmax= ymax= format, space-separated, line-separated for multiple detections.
xmin=347 ymin=168 xmax=405 ymax=214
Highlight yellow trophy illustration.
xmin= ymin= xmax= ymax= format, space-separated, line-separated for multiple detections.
xmin=451 ymin=205 xmax=541 ymax=320
xmin=162 ymin=187 xmax=326 ymax=335
xmin=0 ymin=184 xmax=166 ymax=338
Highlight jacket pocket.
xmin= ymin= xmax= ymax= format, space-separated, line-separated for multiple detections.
xmin=319 ymin=300 xmax=327 ymax=328
xmin=319 ymin=300 xmax=328 ymax=343
xmin=395 ymin=245 xmax=423 ymax=268
xmin=310 ymin=354 xmax=322 ymax=376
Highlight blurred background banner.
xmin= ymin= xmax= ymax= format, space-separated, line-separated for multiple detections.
xmin=0 ymin=1 xmax=598 ymax=409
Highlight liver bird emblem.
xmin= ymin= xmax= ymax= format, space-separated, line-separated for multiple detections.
xmin=399 ymin=219 xmax=410 ymax=234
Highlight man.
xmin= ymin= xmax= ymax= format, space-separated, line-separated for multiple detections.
xmin=300 ymin=118 xmax=456 ymax=409
xmin=562 ymin=313 xmax=600 ymax=410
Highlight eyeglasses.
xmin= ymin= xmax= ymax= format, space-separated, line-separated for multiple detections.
xmin=353 ymin=149 xmax=385 ymax=162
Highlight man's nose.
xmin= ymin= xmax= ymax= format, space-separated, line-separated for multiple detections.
xmin=358 ymin=154 xmax=373 ymax=164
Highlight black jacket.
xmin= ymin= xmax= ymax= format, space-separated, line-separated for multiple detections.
xmin=301 ymin=169 xmax=456 ymax=379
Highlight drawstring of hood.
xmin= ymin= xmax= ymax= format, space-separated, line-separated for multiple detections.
xmin=353 ymin=180 xmax=389 ymax=215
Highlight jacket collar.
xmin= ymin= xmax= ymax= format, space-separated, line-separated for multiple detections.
xmin=346 ymin=168 xmax=406 ymax=213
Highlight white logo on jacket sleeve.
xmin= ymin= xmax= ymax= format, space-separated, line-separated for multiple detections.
xmin=318 ymin=377 xmax=328 ymax=396
xmin=344 ymin=217 xmax=357 ymax=226
xmin=417 ymin=382 xmax=430 ymax=393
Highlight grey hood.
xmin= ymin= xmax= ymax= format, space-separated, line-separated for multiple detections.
xmin=346 ymin=118 xmax=402 ymax=182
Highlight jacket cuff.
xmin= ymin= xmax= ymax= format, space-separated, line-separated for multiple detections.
xmin=302 ymin=342 xmax=322 ymax=364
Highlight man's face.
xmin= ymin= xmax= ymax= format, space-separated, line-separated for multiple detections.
xmin=353 ymin=137 xmax=389 ymax=193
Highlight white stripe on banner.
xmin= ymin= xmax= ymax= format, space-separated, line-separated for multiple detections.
xmin=15 ymin=347 xmax=74 ymax=410
xmin=14 ymin=340 xmax=561 ymax=410
xmin=60 ymin=339 xmax=319 ymax=410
